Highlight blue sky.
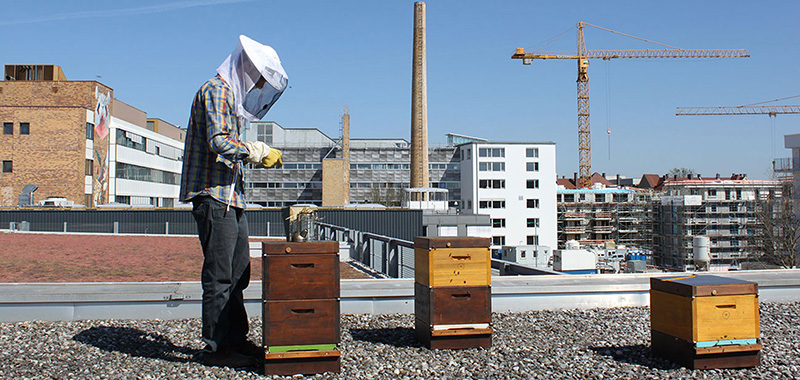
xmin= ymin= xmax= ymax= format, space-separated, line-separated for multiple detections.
xmin=3 ymin=0 xmax=798 ymax=179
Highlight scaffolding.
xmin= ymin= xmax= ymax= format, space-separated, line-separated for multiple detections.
xmin=652 ymin=182 xmax=779 ymax=271
xmin=557 ymin=190 xmax=654 ymax=250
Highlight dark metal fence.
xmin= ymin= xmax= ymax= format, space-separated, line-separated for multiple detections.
xmin=0 ymin=208 xmax=422 ymax=240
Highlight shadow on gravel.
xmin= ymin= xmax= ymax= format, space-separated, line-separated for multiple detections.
xmin=73 ymin=326 xmax=200 ymax=363
xmin=349 ymin=327 xmax=421 ymax=348
xmin=73 ymin=326 xmax=263 ymax=374
xmin=589 ymin=344 xmax=681 ymax=370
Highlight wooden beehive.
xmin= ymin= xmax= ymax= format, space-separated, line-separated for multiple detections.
xmin=650 ymin=275 xmax=761 ymax=369
xmin=414 ymin=237 xmax=493 ymax=349
xmin=262 ymin=241 xmax=340 ymax=375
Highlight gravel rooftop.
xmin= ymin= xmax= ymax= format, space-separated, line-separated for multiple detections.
xmin=1 ymin=302 xmax=798 ymax=379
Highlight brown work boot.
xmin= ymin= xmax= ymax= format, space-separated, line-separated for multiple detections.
xmin=202 ymin=347 xmax=256 ymax=368
xmin=232 ymin=340 xmax=264 ymax=358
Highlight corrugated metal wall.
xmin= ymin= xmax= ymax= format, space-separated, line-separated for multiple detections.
xmin=316 ymin=209 xmax=421 ymax=242
xmin=0 ymin=208 xmax=422 ymax=241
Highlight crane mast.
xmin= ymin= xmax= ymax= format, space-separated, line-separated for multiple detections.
xmin=512 ymin=22 xmax=749 ymax=188
xmin=576 ymin=22 xmax=591 ymax=187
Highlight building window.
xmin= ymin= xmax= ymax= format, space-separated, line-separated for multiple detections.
xmin=479 ymin=179 xmax=505 ymax=189
xmin=116 ymin=195 xmax=131 ymax=204
xmin=479 ymin=162 xmax=505 ymax=172
xmin=3 ymin=123 xmax=12 ymax=135
xmin=479 ymin=200 xmax=506 ymax=209
xmin=479 ymin=148 xmax=505 ymax=158
xmin=492 ymin=236 xmax=506 ymax=246
xmin=85 ymin=159 xmax=93 ymax=176
xmin=708 ymin=189 xmax=717 ymax=197
xmin=116 ymin=162 xmax=181 ymax=185
xmin=2 ymin=160 xmax=11 ymax=173
xmin=492 ymin=218 xmax=506 ymax=228
xmin=526 ymin=198 xmax=539 ymax=208
xmin=526 ymin=179 xmax=539 ymax=189
xmin=19 ymin=122 xmax=29 ymax=135
xmin=527 ymin=235 xmax=539 ymax=245
xmin=527 ymin=218 xmax=540 ymax=228
xmin=526 ymin=148 xmax=539 ymax=158
xmin=526 ymin=162 xmax=539 ymax=172
xmin=86 ymin=122 xmax=94 ymax=140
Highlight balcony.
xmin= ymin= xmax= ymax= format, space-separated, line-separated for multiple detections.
xmin=564 ymin=226 xmax=586 ymax=234
xmin=593 ymin=225 xmax=614 ymax=233
xmin=563 ymin=212 xmax=585 ymax=219
xmin=594 ymin=212 xmax=613 ymax=220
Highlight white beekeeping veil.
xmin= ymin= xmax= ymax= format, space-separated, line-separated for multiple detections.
xmin=216 ymin=35 xmax=288 ymax=121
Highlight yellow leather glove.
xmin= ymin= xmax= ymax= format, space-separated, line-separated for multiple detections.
xmin=262 ymin=148 xmax=283 ymax=169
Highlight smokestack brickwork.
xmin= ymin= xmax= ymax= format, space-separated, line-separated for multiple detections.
xmin=411 ymin=1 xmax=429 ymax=188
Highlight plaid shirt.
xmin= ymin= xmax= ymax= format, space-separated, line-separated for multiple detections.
xmin=180 ymin=75 xmax=249 ymax=209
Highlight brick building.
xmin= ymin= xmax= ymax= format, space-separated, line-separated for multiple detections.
xmin=0 ymin=64 xmax=183 ymax=207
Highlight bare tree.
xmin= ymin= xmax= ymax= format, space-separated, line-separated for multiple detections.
xmin=668 ymin=167 xmax=695 ymax=177
xmin=753 ymin=181 xmax=800 ymax=268
xmin=367 ymin=187 xmax=403 ymax=207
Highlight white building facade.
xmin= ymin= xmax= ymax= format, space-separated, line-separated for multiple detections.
xmin=108 ymin=117 xmax=183 ymax=207
xmin=459 ymin=142 xmax=557 ymax=252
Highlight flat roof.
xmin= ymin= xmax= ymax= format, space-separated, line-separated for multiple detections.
xmin=558 ymin=189 xmax=636 ymax=194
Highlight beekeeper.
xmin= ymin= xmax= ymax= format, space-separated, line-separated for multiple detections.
xmin=179 ymin=34 xmax=287 ymax=368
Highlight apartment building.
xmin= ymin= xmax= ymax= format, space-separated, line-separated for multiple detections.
xmin=556 ymin=188 xmax=654 ymax=249
xmin=458 ymin=142 xmax=557 ymax=252
xmin=0 ymin=64 xmax=183 ymax=207
xmin=653 ymin=175 xmax=782 ymax=270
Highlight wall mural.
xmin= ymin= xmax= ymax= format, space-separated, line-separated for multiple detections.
xmin=92 ymin=87 xmax=111 ymax=206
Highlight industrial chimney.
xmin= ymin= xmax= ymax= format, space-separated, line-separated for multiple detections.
xmin=342 ymin=106 xmax=351 ymax=205
xmin=410 ymin=1 xmax=429 ymax=189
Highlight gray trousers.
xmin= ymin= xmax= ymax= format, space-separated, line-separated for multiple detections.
xmin=191 ymin=196 xmax=251 ymax=352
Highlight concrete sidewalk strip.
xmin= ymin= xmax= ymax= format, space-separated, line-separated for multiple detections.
xmin=1 ymin=270 xmax=799 ymax=322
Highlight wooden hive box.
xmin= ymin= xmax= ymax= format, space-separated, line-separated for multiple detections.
xmin=262 ymin=241 xmax=340 ymax=300
xmin=262 ymin=241 xmax=341 ymax=375
xmin=263 ymin=350 xmax=340 ymax=376
xmin=650 ymin=275 xmax=761 ymax=369
xmin=414 ymin=282 xmax=491 ymax=326
xmin=414 ymin=318 xmax=493 ymax=350
xmin=414 ymin=237 xmax=491 ymax=287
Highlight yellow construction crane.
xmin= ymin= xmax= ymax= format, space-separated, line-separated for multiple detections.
xmin=676 ymin=105 xmax=800 ymax=116
xmin=512 ymin=22 xmax=749 ymax=188
xmin=676 ymin=98 xmax=800 ymax=178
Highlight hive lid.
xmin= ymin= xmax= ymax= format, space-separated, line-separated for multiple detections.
xmin=262 ymin=241 xmax=339 ymax=255
xmin=414 ymin=237 xmax=491 ymax=250
xmin=650 ymin=275 xmax=758 ymax=297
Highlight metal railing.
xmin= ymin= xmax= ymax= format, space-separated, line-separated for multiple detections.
xmin=317 ymin=222 xmax=416 ymax=278
xmin=318 ymin=222 xmax=565 ymax=278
